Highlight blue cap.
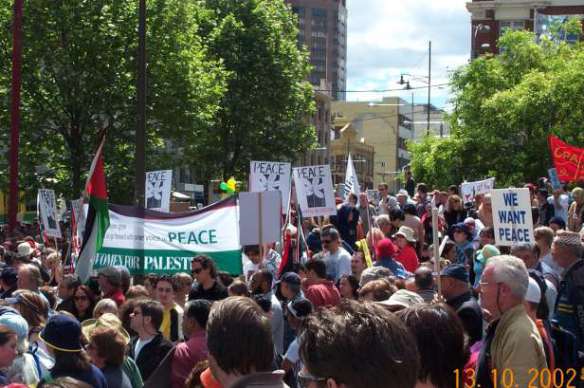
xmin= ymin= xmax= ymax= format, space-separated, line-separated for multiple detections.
xmin=40 ymin=314 xmax=83 ymax=352
xmin=440 ymin=264 xmax=469 ymax=283
xmin=278 ymin=272 xmax=301 ymax=286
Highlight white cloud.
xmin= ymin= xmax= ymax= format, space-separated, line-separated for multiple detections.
xmin=346 ymin=0 xmax=471 ymax=109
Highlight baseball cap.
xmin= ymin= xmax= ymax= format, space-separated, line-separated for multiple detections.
xmin=277 ymin=272 xmax=301 ymax=287
xmin=440 ymin=264 xmax=469 ymax=283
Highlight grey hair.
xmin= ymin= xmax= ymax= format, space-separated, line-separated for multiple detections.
xmin=93 ymin=298 xmax=119 ymax=318
xmin=510 ymin=243 xmax=534 ymax=255
xmin=359 ymin=266 xmax=392 ymax=287
xmin=487 ymin=255 xmax=529 ymax=299
xmin=375 ymin=214 xmax=391 ymax=228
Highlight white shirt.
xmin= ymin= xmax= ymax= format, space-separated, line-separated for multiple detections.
xmin=323 ymin=247 xmax=352 ymax=281
xmin=134 ymin=336 xmax=154 ymax=359
xmin=548 ymin=194 xmax=569 ymax=223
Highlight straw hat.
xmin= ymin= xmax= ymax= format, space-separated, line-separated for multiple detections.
xmin=81 ymin=312 xmax=130 ymax=345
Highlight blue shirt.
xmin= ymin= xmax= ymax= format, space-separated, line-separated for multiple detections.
xmin=375 ymin=258 xmax=407 ymax=279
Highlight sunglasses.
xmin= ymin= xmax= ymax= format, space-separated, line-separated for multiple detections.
xmin=192 ymin=268 xmax=203 ymax=274
xmin=74 ymin=295 xmax=88 ymax=301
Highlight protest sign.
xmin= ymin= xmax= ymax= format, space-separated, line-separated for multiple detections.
xmin=549 ymin=135 xmax=584 ymax=182
xmin=93 ymin=197 xmax=241 ymax=275
xmin=491 ymin=188 xmax=534 ymax=246
xmin=38 ymin=189 xmax=62 ymax=239
xmin=460 ymin=177 xmax=495 ymax=203
xmin=145 ymin=170 xmax=172 ymax=212
xmin=293 ymin=165 xmax=336 ymax=217
xmin=343 ymin=154 xmax=360 ymax=200
xmin=70 ymin=198 xmax=86 ymax=257
xmin=367 ymin=189 xmax=380 ymax=204
xmin=249 ymin=161 xmax=291 ymax=212
xmin=239 ymin=191 xmax=281 ymax=245
xmin=548 ymin=168 xmax=562 ymax=191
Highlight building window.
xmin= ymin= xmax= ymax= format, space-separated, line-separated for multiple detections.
xmin=292 ymin=6 xmax=304 ymax=16
xmin=500 ymin=20 xmax=525 ymax=32
xmin=312 ymin=8 xmax=327 ymax=17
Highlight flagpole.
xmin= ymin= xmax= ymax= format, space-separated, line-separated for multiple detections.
xmin=135 ymin=0 xmax=147 ymax=206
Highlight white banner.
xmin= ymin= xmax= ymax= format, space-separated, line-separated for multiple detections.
xmin=461 ymin=177 xmax=495 ymax=203
xmin=492 ymin=188 xmax=534 ymax=246
xmin=145 ymin=170 xmax=173 ymax=212
xmin=249 ymin=161 xmax=291 ymax=212
xmin=293 ymin=165 xmax=336 ymax=217
xmin=344 ymin=154 xmax=360 ymax=200
xmin=94 ymin=198 xmax=241 ymax=275
xmin=38 ymin=189 xmax=62 ymax=239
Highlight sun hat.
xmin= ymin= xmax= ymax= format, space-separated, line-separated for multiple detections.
xmin=16 ymin=242 xmax=34 ymax=259
xmin=525 ymin=277 xmax=542 ymax=304
xmin=450 ymin=223 xmax=473 ymax=241
xmin=379 ymin=289 xmax=424 ymax=309
xmin=0 ymin=307 xmax=29 ymax=345
xmin=40 ymin=314 xmax=83 ymax=352
xmin=81 ymin=312 xmax=130 ymax=345
xmin=394 ymin=226 xmax=416 ymax=243
xmin=375 ymin=238 xmax=397 ymax=258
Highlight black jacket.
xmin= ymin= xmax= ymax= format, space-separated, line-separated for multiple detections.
xmin=447 ymin=291 xmax=483 ymax=346
xmin=129 ymin=333 xmax=173 ymax=382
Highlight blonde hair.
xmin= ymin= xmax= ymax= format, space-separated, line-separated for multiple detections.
xmin=572 ymin=187 xmax=584 ymax=203
xmin=93 ymin=298 xmax=118 ymax=319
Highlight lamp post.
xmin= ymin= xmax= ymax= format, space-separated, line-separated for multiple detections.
xmin=135 ymin=0 xmax=147 ymax=206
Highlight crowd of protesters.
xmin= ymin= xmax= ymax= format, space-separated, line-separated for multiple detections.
xmin=0 ymin=175 xmax=582 ymax=387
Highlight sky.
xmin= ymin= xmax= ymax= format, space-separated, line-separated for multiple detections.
xmin=345 ymin=0 xmax=471 ymax=110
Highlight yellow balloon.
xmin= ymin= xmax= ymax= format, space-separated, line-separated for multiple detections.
xmin=227 ymin=177 xmax=237 ymax=191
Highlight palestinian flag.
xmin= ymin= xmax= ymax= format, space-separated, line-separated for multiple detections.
xmin=76 ymin=134 xmax=110 ymax=282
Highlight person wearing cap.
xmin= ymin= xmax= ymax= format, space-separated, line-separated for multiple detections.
xmin=450 ymin=223 xmax=475 ymax=266
xmin=86 ymin=326 xmax=132 ymax=388
xmin=0 ymin=267 xmax=18 ymax=299
xmin=14 ymin=242 xmax=34 ymax=266
xmin=393 ymin=226 xmax=419 ymax=273
xmin=39 ymin=314 xmax=107 ymax=387
xmin=97 ymin=267 xmax=125 ymax=307
xmin=374 ymin=238 xmax=407 ymax=278
xmin=552 ymin=230 xmax=584 ymax=353
xmin=128 ymin=299 xmax=173 ymax=382
xmin=282 ymin=297 xmax=313 ymax=386
xmin=524 ymin=276 xmax=555 ymax=371
xmin=171 ymin=299 xmax=211 ymax=388
xmin=440 ymin=264 xmax=483 ymax=346
xmin=378 ymin=289 xmax=424 ymax=312
xmin=476 ymin=256 xmax=546 ymax=388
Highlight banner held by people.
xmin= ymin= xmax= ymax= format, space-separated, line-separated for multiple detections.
xmin=343 ymin=153 xmax=361 ymax=200
xmin=548 ymin=135 xmax=584 ymax=182
xmin=93 ymin=197 xmax=242 ymax=275
xmin=491 ymin=188 xmax=534 ymax=246
xmin=293 ymin=165 xmax=336 ymax=217
xmin=249 ymin=161 xmax=291 ymax=213
xmin=460 ymin=177 xmax=495 ymax=203
xmin=145 ymin=170 xmax=172 ymax=212
xmin=38 ymin=189 xmax=62 ymax=239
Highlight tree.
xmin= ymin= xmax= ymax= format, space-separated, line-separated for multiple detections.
xmin=409 ymin=28 xmax=584 ymax=188
xmin=189 ymin=0 xmax=316 ymax=182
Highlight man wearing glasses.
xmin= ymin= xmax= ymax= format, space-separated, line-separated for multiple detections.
xmin=376 ymin=183 xmax=398 ymax=215
xmin=320 ymin=228 xmax=351 ymax=282
xmin=188 ymin=255 xmax=228 ymax=302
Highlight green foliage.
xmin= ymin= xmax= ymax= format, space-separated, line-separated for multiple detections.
xmin=409 ymin=30 xmax=584 ymax=189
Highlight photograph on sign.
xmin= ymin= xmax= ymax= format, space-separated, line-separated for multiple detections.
xmin=460 ymin=177 xmax=495 ymax=203
xmin=491 ymin=188 xmax=534 ymax=247
xmin=293 ymin=165 xmax=336 ymax=217
xmin=38 ymin=189 xmax=62 ymax=239
xmin=145 ymin=170 xmax=172 ymax=212
xmin=249 ymin=161 xmax=291 ymax=212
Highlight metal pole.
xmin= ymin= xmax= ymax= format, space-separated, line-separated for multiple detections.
xmin=411 ymin=92 xmax=414 ymax=140
xmin=427 ymin=40 xmax=432 ymax=136
xmin=135 ymin=0 xmax=146 ymax=206
xmin=8 ymin=0 xmax=23 ymax=235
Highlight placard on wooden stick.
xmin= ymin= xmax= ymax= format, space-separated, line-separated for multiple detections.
xmin=239 ymin=191 xmax=282 ymax=245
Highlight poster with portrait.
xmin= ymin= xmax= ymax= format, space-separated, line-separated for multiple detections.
xmin=145 ymin=170 xmax=172 ymax=212
xmin=293 ymin=165 xmax=336 ymax=217
xmin=38 ymin=189 xmax=62 ymax=239
xmin=249 ymin=161 xmax=291 ymax=212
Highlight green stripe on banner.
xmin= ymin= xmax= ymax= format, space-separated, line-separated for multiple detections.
xmin=94 ymin=247 xmax=242 ymax=275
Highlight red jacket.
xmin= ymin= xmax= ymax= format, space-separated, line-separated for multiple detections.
xmin=303 ymin=279 xmax=341 ymax=308
xmin=395 ymin=245 xmax=419 ymax=273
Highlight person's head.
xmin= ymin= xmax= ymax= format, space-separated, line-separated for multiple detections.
xmin=0 ymin=325 xmax=18 ymax=369
xmin=479 ymin=226 xmax=495 ymax=247
xmin=451 ymin=223 xmax=472 ymax=243
xmin=40 ymin=314 xmax=87 ymax=367
xmin=448 ymin=195 xmax=463 ymax=211
xmin=93 ymin=298 xmax=118 ymax=319
xmin=338 ymin=275 xmax=359 ymax=299
xmin=8 ymin=289 xmax=49 ymax=329
xmin=536 ymin=188 xmax=548 ymax=204
xmin=278 ymin=272 xmax=301 ymax=300
xmin=87 ymin=327 xmax=127 ymax=369
xmin=207 ymin=297 xmax=273 ymax=385
xmin=126 ymin=285 xmax=150 ymax=300
xmin=524 ymin=276 xmax=543 ymax=321
xmin=389 ymin=208 xmax=405 ymax=226
xmin=375 ymin=215 xmax=392 ymax=235
xmin=552 ymin=230 xmax=583 ymax=269
xmin=114 ymin=266 xmax=131 ymax=295
xmin=394 ymin=226 xmax=416 ymax=249
xmin=73 ymin=285 xmax=97 ymax=316
xmin=321 ymin=227 xmax=341 ymax=252
xmin=358 ymin=192 xmax=369 ymax=207
xmin=416 ymin=183 xmax=428 ymax=199
xmin=359 ymin=266 xmax=391 ymax=287
xmin=0 ymin=309 xmax=29 ymax=354
xmin=227 ymin=280 xmax=250 ymax=297
xmin=358 ymin=279 xmax=395 ymax=302
xmin=130 ymin=299 xmax=164 ymax=336
xmin=403 ymin=203 xmax=417 ymax=216
xmin=249 ymin=269 xmax=273 ymax=295
xmin=285 ymin=297 xmax=313 ymax=331
xmin=414 ymin=266 xmax=434 ymax=291
xmin=448 ymin=185 xmax=459 ymax=196
xmin=377 ymin=183 xmax=389 ymax=197
xmin=398 ymin=304 xmax=469 ymax=388
xmin=243 ymin=245 xmax=262 ymax=265
xmin=144 ymin=274 xmax=159 ymax=297
xmin=572 ymin=187 xmax=584 ymax=205
xmin=299 ymin=300 xmax=419 ymax=388
xmin=479 ymin=255 xmax=529 ymax=319
xmin=534 ymin=226 xmax=554 ymax=250
xmin=548 ymin=217 xmax=566 ymax=233
xmin=350 ymin=251 xmax=366 ymax=278
xmin=97 ymin=267 xmax=122 ymax=295
xmin=57 ymin=275 xmax=80 ymax=300
xmin=155 ymin=276 xmax=176 ymax=308
xmin=347 ymin=193 xmax=358 ymax=206
xmin=173 ymin=272 xmax=194 ymax=295
xmin=183 ymin=299 xmax=211 ymax=339
xmin=440 ymin=264 xmax=470 ymax=300
xmin=511 ymin=243 xmax=538 ymax=269
xmin=305 ymin=259 xmax=327 ymax=280
xmin=441 ymin=240 xmax=457 ymax=262
xmin=0 ymin=267 xmax=18 ymax=292
xmin=375 ymin=238 xmax=396 ymax=260
xmin=191 ymin=255 xmax=218 ymax=284
xmin=17 ymin=263 xmax=42 ymax=291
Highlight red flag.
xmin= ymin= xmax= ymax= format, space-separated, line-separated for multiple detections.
xmin=549 ymin=135 xmax=584 ymax=183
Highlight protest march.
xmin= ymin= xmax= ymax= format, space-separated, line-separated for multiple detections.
xmin=0 ymin=131 xmax=583 ymax=388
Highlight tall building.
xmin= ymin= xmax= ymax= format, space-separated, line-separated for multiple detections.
xmin=332 ymin=97 xmax=413 ymax=192
xmin=467 ymin=0 xmax=584 ymax=58
xmin=298 ymin=80 xmax=333 ymax=167
xmin=286 ymin=0 xmax=348 ymax=101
